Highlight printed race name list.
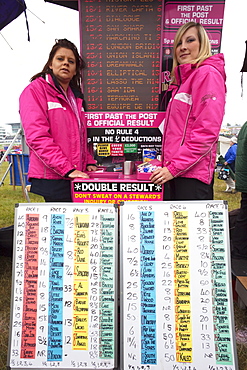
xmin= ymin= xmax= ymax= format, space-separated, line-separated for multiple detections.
xmin=81 ymin=0 xmax=162 ymax=111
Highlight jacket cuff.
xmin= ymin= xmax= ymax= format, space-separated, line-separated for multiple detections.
xmin=166 ymin=163 xmax=178 ymax=177
xmin=65 ymin=169 xmax=76 ymax=178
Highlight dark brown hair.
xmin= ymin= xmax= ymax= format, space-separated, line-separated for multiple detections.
xmin=30 ymin=39 xmax=86 ymax=90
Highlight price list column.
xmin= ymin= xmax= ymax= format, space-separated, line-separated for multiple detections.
xmin=80 ymin=0 xmax=162 ymax=111
xmin=48 ymin=214 xmax=64 ymax=361
xmin=88 ymin=213 xmax=100 ymax=361
xmin=173 ymin=211 xmax=192 ymax=364
xmin=20 ymin=214 xmax=39 ymax=359
xmin=123 ymin=210 xmax=140 ymax=366
xmin=140 ymin=211 xmax=156 ymax=365
xmin=159 ymin=209 xmax=175 ymax=365
xmin=209 ymin=210 xmax=233 ymax=366
xmin=192 ymin=209 xmax=214 ymax=363
xmin=82 ymin=1 xmax=103 ymax=111
xmin=99 ymin=214 xmax=115 ymax=359
xmin=73 ymin=215 xmax=90 ymax=351
xmin=10 ymin=214 xmax=26 ymax=366
xmin=37 ymin=213 xmax=51 ymax=363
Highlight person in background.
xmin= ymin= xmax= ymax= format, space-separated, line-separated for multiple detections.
xmin=231 ymin=122 xmax=247 ymax=259
xmin=20 ymin=39 xmax=96 ymax=202
xmin=150 ymin=22 xmax=226 ymax=200
xmin=224 ymin=136 xmax=238 ymax=193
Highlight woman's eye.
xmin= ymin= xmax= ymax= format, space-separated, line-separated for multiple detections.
xmin=188 ymin=38 xmax=195 ymax=43
xmin=69 ymin=60 xmax=75 ymax=64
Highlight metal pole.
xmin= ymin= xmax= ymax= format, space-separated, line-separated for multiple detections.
xmin=0 ymin=128 xmax=23 ymax=187
xmin=0 ymin=163 xmax=12 ymax=186
xmin=0 ymin=128 xmax=22 ymax=165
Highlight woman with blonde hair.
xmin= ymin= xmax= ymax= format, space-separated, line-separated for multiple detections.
xmin=151 ymin=22 xmax=226 ymax=200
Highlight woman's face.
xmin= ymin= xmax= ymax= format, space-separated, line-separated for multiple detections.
xmin=175 ymin=26 xmax=200 ymax=65
xmin=49 ymin=47 xmax=76 ymax=90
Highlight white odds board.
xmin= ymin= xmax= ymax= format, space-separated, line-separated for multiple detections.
xmin=8 ymin=203 xmax=118 ymax=370
xmin=120 ymin=201 xmax=238 ymax=370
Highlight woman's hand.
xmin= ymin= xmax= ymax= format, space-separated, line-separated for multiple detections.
xmin=150 ymin=167 xmax=174 ymax=184
xmin=86 ymin=165 xmax=97 ymax=172
xmin=68 ymin=170 xmax=89 ymax=179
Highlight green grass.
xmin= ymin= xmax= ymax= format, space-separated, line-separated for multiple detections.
xmin=0 ymin=162 xmax=44 ymax=228
xmin=213 ymin=174 xmax=241 ymax=213
xmin=0 ymin=162 xmax=246 ymax=369
xmin=0 ymin=257 xmax=12 ymax=370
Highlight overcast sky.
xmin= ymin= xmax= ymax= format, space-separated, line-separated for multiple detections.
xmin=0 ymin=0 xmax=80 ymax=131
xmin=0 ymin=0 xmax=247 ymax=131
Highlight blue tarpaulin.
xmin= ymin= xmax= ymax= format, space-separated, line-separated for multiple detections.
xmin=0 ymin=0 xmax=26 ymax=30
xmin=0 ymin=0 xmax=29 ymax=41
xmin=44 ymin=1 xmax=78 ymax=10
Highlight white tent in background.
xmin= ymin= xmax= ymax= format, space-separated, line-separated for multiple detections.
xmin=217 ymin=135 xmax=231 ymax=158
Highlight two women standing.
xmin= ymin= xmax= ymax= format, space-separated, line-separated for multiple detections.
xmin=20 ymin=23 xmax=226 ymax=203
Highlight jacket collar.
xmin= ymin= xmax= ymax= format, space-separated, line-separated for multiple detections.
xmin=44 ymin=73 xmax=84 ymax=100
xmin=174 ymin=53 xmax=226 ymax=85
xmin=175 ymin=63 xmax=196 ymax=85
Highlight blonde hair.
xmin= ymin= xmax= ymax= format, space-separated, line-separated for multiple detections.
xmin=172 ymin=22 xmax=212 ymax=77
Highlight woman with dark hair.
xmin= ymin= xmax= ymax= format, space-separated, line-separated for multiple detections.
xmin=150 ymin=22 xmax=226 ymax=200
xmin=20 ymin=39 xmax=96 ymax=202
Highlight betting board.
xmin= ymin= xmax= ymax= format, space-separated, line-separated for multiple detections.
xmin=80 ymin=0 xmax=162 ymax=111
xmin=120 ymin=200 xmax=238 ymax=370
xmin=8 ymin=203 xmax=118 ymax=370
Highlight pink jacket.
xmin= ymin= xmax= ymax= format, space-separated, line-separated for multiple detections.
xmin=20 ymin=75 xmax=96 ymax=180
xmin=163 ymin=53 xmax=226 ymax=185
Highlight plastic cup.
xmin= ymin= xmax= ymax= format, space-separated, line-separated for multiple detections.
xmin=123 ymin=161 xmax=134 ymax=175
